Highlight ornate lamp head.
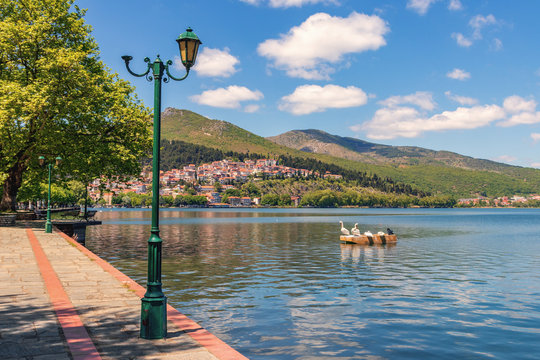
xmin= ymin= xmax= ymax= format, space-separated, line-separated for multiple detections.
xmin=176 ymin=28 xmax=202 ymax=70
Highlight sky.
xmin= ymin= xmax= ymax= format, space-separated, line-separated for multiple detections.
xmin=76 ymin=0 xmax=540 ymax=168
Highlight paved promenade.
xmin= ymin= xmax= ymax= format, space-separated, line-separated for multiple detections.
xmin=0 ymin=226 xmax=247 ymax=360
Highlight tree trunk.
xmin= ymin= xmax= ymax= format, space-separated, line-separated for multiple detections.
xmin=0 ymin=161 xmax=26 ymax=211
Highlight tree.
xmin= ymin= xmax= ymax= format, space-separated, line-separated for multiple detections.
xmin=213 ymin=181 xmax=223 ymax=193
xmin=224 ymin=188 xmax=242 ymax=197
xmin=121 ymin=196 xmax=132 ymax=207
xmin=278 ymin=194 xmax=292 ymax=206
xmin=261 ymin=194 xmax=279 ymax=206
xmin=0 ymin=0 xmax=152 ymax=210
xmin=241 ymin=182 xmax=261 ymax=198
xmin=160 ymin=195 xmax=174 ymax=207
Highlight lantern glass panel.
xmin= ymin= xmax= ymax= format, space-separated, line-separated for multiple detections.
xmin=179 ymin=40 xmax=187 ymax=65
xmin=191 ymin=42 xmax=200 ymax=65
xmin=187 ymin=41 xmax=195 ymax=63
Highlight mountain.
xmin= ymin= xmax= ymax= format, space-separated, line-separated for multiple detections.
xmin=161 ymin=108 xmax=290 ymax=156
xmin=267 ymin=129 xmax=514 ymax=171
xmin=160 ymin=108 xmax=540 ymax=197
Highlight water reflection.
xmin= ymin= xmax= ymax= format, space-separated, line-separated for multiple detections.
xmin=340 ymin=243 xmax=396 ymax=264
xmin=86 ymin=208 xmax=540 ymax=360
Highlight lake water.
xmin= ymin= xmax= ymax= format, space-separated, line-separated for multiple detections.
xmin=85 ymin=208 xmax=540 ymax=359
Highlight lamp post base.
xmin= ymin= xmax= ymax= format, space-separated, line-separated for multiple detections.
xmin=140 ymin=296 xmax=167 ymax=339
xmin=45 ymin=220 xmax=52 ymax=233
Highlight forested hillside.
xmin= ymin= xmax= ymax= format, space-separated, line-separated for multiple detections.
xmin=158 ymin=108 xmax=540 ymax=197
xmin=158 ymin=140 xmax=427 ymax=197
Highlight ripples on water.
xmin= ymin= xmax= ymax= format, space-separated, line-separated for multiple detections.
xmin=86 ymin=208 xmax=540 ymax=359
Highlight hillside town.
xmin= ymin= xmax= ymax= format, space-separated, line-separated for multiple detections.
xmin=88 ymin=159 xmax=341 ymax=207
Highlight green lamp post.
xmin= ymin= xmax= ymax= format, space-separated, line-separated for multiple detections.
xmin=121 ymin=27 xmax=202 ymax=340
xmin=39 ymin=156 xmax=62 ymax=233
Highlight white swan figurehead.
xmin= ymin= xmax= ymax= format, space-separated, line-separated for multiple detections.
xmin=340 ymin=221 xmax=350 ymax=235
xmin=364 ymin=231 xmax=373 ymax=236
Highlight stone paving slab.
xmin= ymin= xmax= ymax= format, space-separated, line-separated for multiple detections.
xmin=0 ymin=227 xmax=70 ymax=360
xmin=0 ymin=227 xmax=246 ymax=359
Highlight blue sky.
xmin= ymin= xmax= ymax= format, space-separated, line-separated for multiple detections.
xmin=76 ymin=0 xmax=540 ymax=168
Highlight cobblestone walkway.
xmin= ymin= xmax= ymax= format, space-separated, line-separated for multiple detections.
xmin=0 ymin=227 xmax=246 ymax=360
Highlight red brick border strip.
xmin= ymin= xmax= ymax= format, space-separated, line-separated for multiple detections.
xmin=55 ymin=229 xmax=249 ymax=360
xmin=26 ymin=229 xmax=102 ymax=360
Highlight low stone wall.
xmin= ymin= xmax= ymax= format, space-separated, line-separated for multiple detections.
xmin=0 ymin=214 xmax=16 ymax=226
xmin=54 ymin=220 xmax=101 ymax=245
xmin=16 ymin=211 xmax=36 ymax=220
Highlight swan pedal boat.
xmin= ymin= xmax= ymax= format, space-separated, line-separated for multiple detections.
xmin=340 ymin=233 xmax=397 ymax=245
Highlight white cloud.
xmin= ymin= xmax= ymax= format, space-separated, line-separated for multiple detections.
xmin=498 ymin=96 xmax=540 ymax=127
xmin=190 ymin=86 xmax=263 ymax=109
xmin=531 ymin=162 xmax=540 ymax=168
xmin=407 ymin=0 xmax=437 ymax=15
xmin=257 ymin=12 xmax=389 ymax=80
xmin=452 ymin=15 xmax=497 ymax=47
xmin=469 ymin=14 xmax=497 ymax=39
xmin=493 ymin=155 xmax=517 ymax=163
xmin=240 ymin=0 xmax=338 ymax=7
xmin=447 ymin=68 xmax=471 ymax=80
xmin=406 ymin=0 xmax=462 ymax=14
xmin=244 ymin=104 xmax=261 ymax=113
xmin=448 ymin=0 xmax=462 ymax=11
xmin=491 ymin=38 xmax=503 ymax=51
xmin=379 ymin=91 xmax=436 ymax=111
xmin=503 ymin=96 xmax=537 ymax=114
xmin=354 ymin=93 xmax=540 ymax=140
xmin=279 ymin=84 xmax=367 ymax=115
xmin=425 ymin=105 xmax=506 ymax=130
xmin=452 ymin=32 xmax=473 ymax=47
xmin=191 ymin=48 xmax=240 ymax=78
xmin=355 ymin=106 xmax=425 ymax=139
xmin=499 ymin=112 xmax=540 ymax=127
xmin=445 ymin=91 xmax=478 ymax=106
xmin=361 ymin=104 xmax=505 ymax=139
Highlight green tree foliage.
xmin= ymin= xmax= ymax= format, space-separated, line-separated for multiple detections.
xmin=276 ymin=155 xmax=425 ymax=196
xmin=241 ymin=182 xmax=261 ymax=198
xmin=278 ymin=194 xmax=292 ymax=206
xmin=418 ymin=195 xmax=457 ymax=208
xmin=0 ymin=0 xmax=152 ymax=210
xmin=261 ymin=194 xmax=280 ymax=206
xmin=17 ymin=179 xmax=86 ymax=206
xmin=224 ymin=188 xmax=242 ymax=197
xmin=213 ymin=181 xmax=223 ymax=193
xmin=181 ymin=182 xmax=197 ymax=195
xmin=160 ymin=195 xmax=174 ymax=207
xmin=296 ymin=187 xmax=454 ymax=208
xmin=158 ymin=140 xmax=264 ymax=171
xmin=172 ymin=195 xmax=207 ymax=207
xmin=121 ymin=192 xmax=151 ymax=207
